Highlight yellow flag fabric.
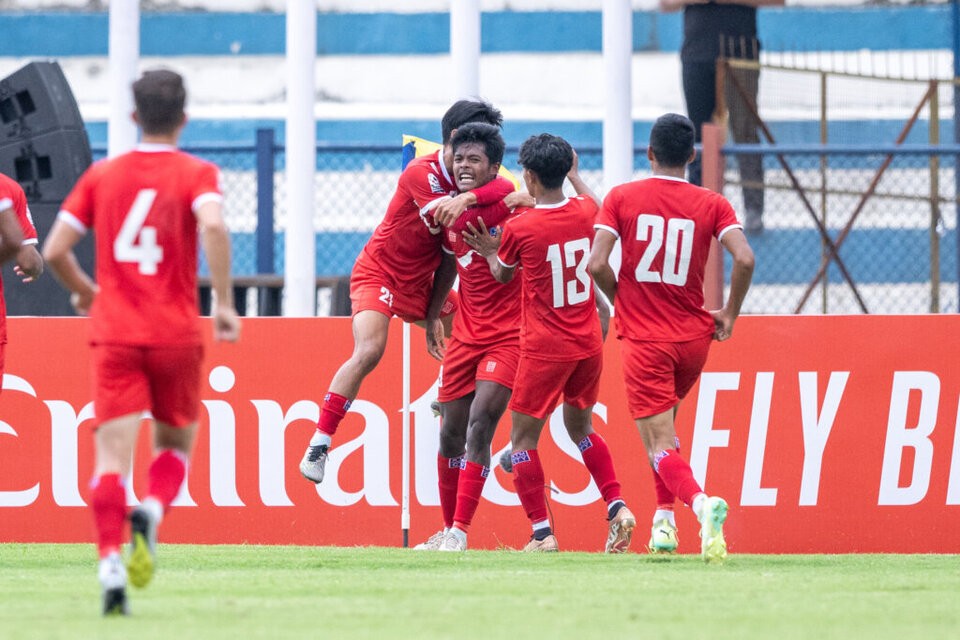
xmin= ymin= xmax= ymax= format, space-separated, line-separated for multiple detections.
xmin=401 ymin=134 xmax=520 ymax=190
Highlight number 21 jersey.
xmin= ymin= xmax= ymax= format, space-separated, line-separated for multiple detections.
xmin=58 ymin=144 xmax=222 ymax=346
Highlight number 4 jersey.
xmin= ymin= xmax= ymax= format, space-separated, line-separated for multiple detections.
xmin=58 ymin=144 xmax=222 ymax=346
xmin=497 ymin=195 xmax=602 ymax=361
xmin=595 ymin=175 xmax=742 ymax=342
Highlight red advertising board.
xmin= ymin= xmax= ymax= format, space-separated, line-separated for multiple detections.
xmin=1 ymin=316 xmax=958 ymax=553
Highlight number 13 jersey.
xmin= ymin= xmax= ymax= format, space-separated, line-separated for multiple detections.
xmin=58 ymin=144 xmax=222 ymax=346
xmin=595 ymin=176 xmax=742 ymax=343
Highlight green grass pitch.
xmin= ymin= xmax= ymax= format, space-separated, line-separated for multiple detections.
xmin=1 ymin=544 xmax=957 ymax=639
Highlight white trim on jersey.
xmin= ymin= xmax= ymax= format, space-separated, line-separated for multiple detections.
xmin=593 ymin=223 xmax=620 ymax=239
xmin=191 ymin=191 xmax=223 ymax=213
xmin=717 ymin=223 xmax=744 ymax=243
xmin=56 ymin=210 xmax=88 ymax=235
xmin=0 ymin=197 xmax=12 ymax=211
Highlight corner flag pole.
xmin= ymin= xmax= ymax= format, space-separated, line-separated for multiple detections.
xmin=401 ymin=321 xmax=411 ymax=547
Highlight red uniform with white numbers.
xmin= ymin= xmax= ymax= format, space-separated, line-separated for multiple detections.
xmin=496 ymin=196 xmax=603 ymax=419
xmin=58 ymin=144 xmax=222 ymax=425
xmin=0 ymin=173 xmax=40 ymax=379
xmin=437 ymin=202 xmax=521 ymax=402
xmin=350 ymin=150 xmax=512 ymax=322
xmin=595 ymin=175 xmax=742 ymax=417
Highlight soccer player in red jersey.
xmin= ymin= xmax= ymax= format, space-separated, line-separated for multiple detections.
xmin=588 ymin=113 xmax=755 ymax=563
xmin=299 ymin=100 xmax=516 ymax=485
xmin=465 ymin=134 xmax=636 ymax=553
xmin=42 ymin=69 xmax=241 ymax=615
xmin=0 ymin=172 xmax=44 ymax=385
xmin=411 ymin=123 xmax=523 ymax=551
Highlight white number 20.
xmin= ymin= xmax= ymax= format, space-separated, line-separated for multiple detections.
xmin=546 ymin=237 xmax=591 ymax=308
xmin=114 ymin=189 xmax=163 ymax=275
xmin=634 ymin=214 xmax=694 ymax=286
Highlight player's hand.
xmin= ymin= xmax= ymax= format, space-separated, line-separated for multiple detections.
xmin=425 ymin=316 xmax=446 ymax=361
xmin=710 ymin=308 xmax=734 ymax=342
xmin=14 ymin=264 xmax=36 ymax=283
xmin=214 ymin=304 xmax=241 ymax=342
xmin=504 ymin=191 xmax=535 ymax=210
xmin=434 ymin=193 xmax=474 ymax=227
xmin=462 ymin=218 xmax=501 ymax=257
xmin=568 ymin=149 xmax=581 ymax=178
xmin=70 ymin=285 xmax=98 ymax=316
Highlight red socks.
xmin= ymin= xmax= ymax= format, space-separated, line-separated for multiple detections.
xmin=317 ymin=391 xmax=351 ymax=437
xmin=511 ymin=449 xmax=549 ymax=525
xmin=90 ymin=473 xmax=126 ymax=558
xmin=577 ymin=433 xmax=623 ymax=504
xmin=147 ymin=449 xmax=187 ymax=510
xmin=438 ymin=455 xmax=464 ymax=529
xmin=654 ymin=450 xmax=703 ymax=507
xmin=452 ymin=461 xmax=488 ymax=532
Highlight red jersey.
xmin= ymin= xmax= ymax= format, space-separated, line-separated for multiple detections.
xmin=58 ymin=144 xmax=222 ymax=346
xmin=0 ymin=173 xmax=39 ymax=345
xmin=442 ymin=201 xmax=521 ymax=345
xmin=595 ymin=176 xmax=742 ymax=342
xmin=355 ymin=150 xmax=512 ymax=295
xmin=497 ymin=195 xmax=603 ymax=361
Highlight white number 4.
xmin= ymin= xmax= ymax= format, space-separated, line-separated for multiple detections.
xmin=114 ymin=189 xmax=163 ymax=275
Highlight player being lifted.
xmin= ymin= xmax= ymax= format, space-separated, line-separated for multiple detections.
xmin=588 ymin=113 xmax=755 ymax=563
xmin=465 ymin=134 xmax=635 ymax=553
xmin=298 ymin=100 xmax=520 ymax=485
xmin=412 ymin=122 xmax=523 ymax=551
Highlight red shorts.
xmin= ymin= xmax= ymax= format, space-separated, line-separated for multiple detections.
xmin=350 ymin=258 xmax=458 ymax=323
xmin=437 ymin=335 xmax=520 ymax=403
xmin=91 ymin=343 xmax=204 ymax=427
xmin=621 ymin=336 xmax=712 ymax=419
xmin=509 ymin=352 xmax=603 ymax=420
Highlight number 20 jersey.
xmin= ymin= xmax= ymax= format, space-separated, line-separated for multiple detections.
xmin=58 ymin=145 xmax=222 ymax=346
xmin=595 ymin=176 xmax=742 ymax=343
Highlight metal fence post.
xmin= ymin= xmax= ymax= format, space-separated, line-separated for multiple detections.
xmin=255 ymin=127 xmax=280 ymax=315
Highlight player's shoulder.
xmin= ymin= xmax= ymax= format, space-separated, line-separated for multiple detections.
xmin=0 ymin=171 xmax=24 ymax=199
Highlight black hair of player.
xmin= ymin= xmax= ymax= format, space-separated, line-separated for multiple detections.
xmin=441 ymin=99 xmax=504 ymax=144
xmin=518 ymin=133 xmax=573 ymax=190
xmin=133 ymin=69 xmax=186 ymax=135
xmin=451 ymin=122 xmax=505 ymax=166
xmin=649 ymin=113 xmax=696 ymax=168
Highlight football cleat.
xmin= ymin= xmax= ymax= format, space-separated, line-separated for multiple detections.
xmin=127 ymin=506 xmax=158 ymax=589
xmin=699 ymin=496 xmax=729 ymax=564
xmin=299 ymin=444 xmax=329 ymax=484
xmin=99 ymin=553 xmax=129 ymax=616
xmin=430 ymin=400 xmax=441 ymax=418
xmin=413 ymin=529 xmax=449 ymax=550
xmin=647 ymin=518 xmax=679 ymax=555
xmin=605 ymin=506 xmax=636 ymax=554
xmin=438 ymin=530 xmax=467 ymax=552
xmin=522 ymin=534 xmax=559 ymax=553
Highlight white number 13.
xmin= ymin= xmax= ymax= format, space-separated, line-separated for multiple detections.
xmin=115 ymin=189 xmax=163 ymax=275
xmin=546 ymin=237 xmax=591 ymax=308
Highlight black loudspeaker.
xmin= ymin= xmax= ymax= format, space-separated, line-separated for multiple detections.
xmin=0 ymin=61 xmax=93 ymax=317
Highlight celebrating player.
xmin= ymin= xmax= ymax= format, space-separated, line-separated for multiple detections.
xmin=412 ymin=123 xmax=522 ymax=551
xmin=465 ymin=134 xmax=635 ymax=553
xmin=299 ymin=100 xmax=516 ymax=485
xmin=42 ymin=69 xmax=241 ymax=615
xmin=588 ymin=113 xmax=755 ymax=563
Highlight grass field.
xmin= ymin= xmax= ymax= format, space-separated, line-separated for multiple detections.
xmin=1 ymin=544 xmax=957 ymax=640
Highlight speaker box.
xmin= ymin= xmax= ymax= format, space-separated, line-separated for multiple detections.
xmin=0 ymin=129 xmax=92 ymax=205
xmin=0 ymin=61 xmax=85 ymax=144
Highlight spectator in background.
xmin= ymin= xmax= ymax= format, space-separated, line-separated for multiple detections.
xmin=43 ymin=68 xmax=241 ymax=616
xmin=659 ymin=0 xmax=784 ymax=233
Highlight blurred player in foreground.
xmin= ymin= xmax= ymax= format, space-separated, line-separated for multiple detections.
xmin=43 ymin=69 xmax=241 ymax=615
xmin=588 ymin=113 xmax=754 ymax=563
xmin=299 ymin=100 xmax=517 ymax=485
xmin=465 ymin=134 xmax=635 ymax=553
xmin=0 ymin=172 xmax=44 ymax=385
xmin=413 ymin=123 xmax=522 ymax=551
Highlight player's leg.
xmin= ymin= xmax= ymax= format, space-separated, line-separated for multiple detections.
xmin=443 ymin=379 xmax=512 ymax=551
xmin=560 ymin=354 xmax=635 ymax=553
xmin=301 ymin=308 xmax=390 ymax=483
xmin=509 ymin=410 xmax=557 ymax=552
xmin=726 ymin=63 xmax=764 ymax=231
xmin=681 ymin=59 xmax=717 ymax=188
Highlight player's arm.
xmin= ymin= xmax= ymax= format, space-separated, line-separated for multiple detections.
xmin=434 ymin=175 xmax=515 ymax=228
xmin=42 ymin=217 xmax=98 ymax=315
xmin=424 ymin=252 xmax=457 ymax=361
xmin=197 ymin=200 xmax=241 ymax=342
xmin=588 ymin=228 xmax=619 ymax=304
xmin=15 ymin=244 xmax=43 ymax=282
xmin=0 ymin=208 xmax=24 ymax=265
xmin=710 ymin=228 xmax=755 ymax=341
xmin=462 ymin=218 xmax=515 ymax=284
xmin=567 ymin=149 xmax=600 ymax=207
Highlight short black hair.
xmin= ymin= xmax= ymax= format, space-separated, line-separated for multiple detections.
xmin=649 ymin=113 xmax=696 ymax=168
xmin=133 ymin=69 xmax=186 ymax=135
xmin=517 ymin=133 xmax=573 ymax=190
xmin=451 ymin=122 xmax=505 ymax=166
xmin=441 ymin=99 xmax=503 ymax=144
